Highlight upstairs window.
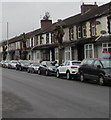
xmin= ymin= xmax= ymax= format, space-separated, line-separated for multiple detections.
xmin=51 ymin=33 xmax=55 ymax=43
xmin=40 ymin=35 xmax=43 ymax=44
xmin=69 ymin=27 xmax=74 ymax=40
xmin=35 ymin=35 xmax=38 ymax=45
xmin=77 ymin=26 xmax=82 ymax=38
xmin=46 ymin=33 xmax=49 ymax=44
xmin=82 ymin=24 xmax=86 ymax=37
xmin=90 ymin=22 xmax=96 ymax=36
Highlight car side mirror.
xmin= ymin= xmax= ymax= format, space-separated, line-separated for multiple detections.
xmin=61 ymin=64 xmax=63 ymax=66
xmin=97 ymin=65 xmax=101 ymax=69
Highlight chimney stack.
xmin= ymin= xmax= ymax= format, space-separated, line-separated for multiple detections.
xmin=40 ymin=19 xmax=52 ymax=28
xmin=81 ymin=2 xmax=98 ymax=14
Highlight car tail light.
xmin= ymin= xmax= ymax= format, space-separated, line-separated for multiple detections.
xmin=71 ymin=66 xmax=78 ymax=69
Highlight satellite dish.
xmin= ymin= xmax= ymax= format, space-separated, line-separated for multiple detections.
xmin=100 ymin=30 xmax=107 ymax=35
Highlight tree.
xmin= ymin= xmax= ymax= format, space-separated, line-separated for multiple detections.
xmin=54 ymin=23 xmax=64 ymax=65
xmin=21 ymin=33 xmax=27 ymax=60
xmin=43 ymin=12 xmax=50 ymax=20
xmin=2 ymin=45 xmax=7 ymax=60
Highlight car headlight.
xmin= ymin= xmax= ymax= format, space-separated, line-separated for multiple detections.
xmin=21 ymin=63 xmax=25 ymax=66
xmin=48 ymin=67 xmax=53 ymax=71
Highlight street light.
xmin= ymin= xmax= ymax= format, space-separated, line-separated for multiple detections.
xmin=0 ymin=21 xmax=9 ymax=60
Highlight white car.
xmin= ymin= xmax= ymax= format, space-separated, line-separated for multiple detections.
xmin=56 ymin=60 xmax=81 ymax=80
xmin=8 ymin=60 xmax=18 ymax=69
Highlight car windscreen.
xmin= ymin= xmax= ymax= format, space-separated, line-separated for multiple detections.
xmin=32 ymin=63 xmax=40 ymax=66
xmin=72 ymin=62 xmax=81 ymax=65
xmin=20 ymin=61 xmax=30 ymax=64
xmin=12 ymin=61 xmax=17 ymax=63
xmin=101 ymin=60 xmax=111 ymax=68
xmin=46 ymin=62 xmax=55 ymax=66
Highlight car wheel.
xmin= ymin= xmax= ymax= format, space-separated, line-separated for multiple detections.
xmin=38 ymin=69 xmax=41 ymax=75
xmin=27 ymin=69 xmax=30 ymax=73
xmin=16 ymin=67 xmax=18 ymax=70
xmin=66 ymin=71 xmax=71 ymax=80
xmin=32 ymin=69 xmax=35 ymax=73
xmin=98 ymin=75 xmax=105 ymax=86
xmin=80 ymin=73 xmax=85 ymax=82
xmin=19 ymin=67 xmax=22 ymax=71
xmin=45 ymin=70 xmax=49 ymax=76
xmin=56 ymin=70 xmax=60 ymax=78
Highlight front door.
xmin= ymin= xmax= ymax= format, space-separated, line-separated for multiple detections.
xmin=77 ymin=45 xmax=84 ymax=61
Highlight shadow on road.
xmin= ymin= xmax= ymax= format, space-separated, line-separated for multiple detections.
xmin=2 ymin=91 xmax=32 ymax=118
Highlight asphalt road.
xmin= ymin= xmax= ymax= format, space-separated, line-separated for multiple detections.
xmin=2 ymin=68 xmax=110 ymax=118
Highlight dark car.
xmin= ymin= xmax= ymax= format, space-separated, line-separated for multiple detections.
xmin=27 ymin=63 xmax=40 ymax=73
xmin=78 ymin=58 xmax=111 ymax=85
xmin=16 ymin=60 xmax=32 ymax=71
xmin=38 ymin=61 xmax=57 ymax=76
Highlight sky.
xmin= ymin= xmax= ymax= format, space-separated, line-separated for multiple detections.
xmin=0 ymin=0 xmax=111 ymax=41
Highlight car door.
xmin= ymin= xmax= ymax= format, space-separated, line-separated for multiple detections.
xmin=91 ymin=60 xmax=103 ymax=80
xmin=41 ymin=62 xmax=47 ymax=74
xmin=59 ymin=61 xmax=67 ymax=74
xmin=64 ymin=61 xmax=70 ymax=73
xmin=85 ymin=59 xmax=95 ymax=79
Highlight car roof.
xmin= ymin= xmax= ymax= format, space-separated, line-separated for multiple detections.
xmin=65 ymin=60 xmax=81 ymax=62
xmin=83 ymin=58 xmax=111 ymax=61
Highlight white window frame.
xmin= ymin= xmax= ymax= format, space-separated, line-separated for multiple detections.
xmin=102 ymin=43 xmax=111 ymax=52
xmin=65 ymin=47 xmax=72 ymax=61
xmin=78 ymin=26 xmax=82 ymax=38
xmin=91 ymin=23 xmax=96 ymax=36
xmin=84 ymin=44 xmax=94 ymax=58
xmin=82 ymin=25 xmax=86 ymax=37
xmin=69 ymin=27 xmax=74 ymax=40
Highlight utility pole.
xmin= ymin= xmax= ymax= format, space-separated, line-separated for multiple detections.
xmin=6 ymin=22 xmax=9 ymax=60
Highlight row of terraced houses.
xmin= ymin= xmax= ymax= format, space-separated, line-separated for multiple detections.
xmin=0 ymin=2 xmax=111 ymax=62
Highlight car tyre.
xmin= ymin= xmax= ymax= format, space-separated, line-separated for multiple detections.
xmin=56 ymin=70 xmax=60 ymax=78
xmin=19 ymin=67 xmax=22 ymax=71
xmin=45 ymin=70 xmax=49 ymax=76
xmin=80 ymin=73 xmax=85 ymax=82
xmin=66 ymin=71 xmax=71 ymax=80
xmin=98 ymin=75 xmax=105 ymax=86
xmin=38 ymin=69 xmax=41 ymax=75
xmin=16 ymin=67 xmax=18 ymax=70
xmin=32 ymin=69 xmax=35 ymax=73
xmin=27 ymin=69 xmax=30 ymax=73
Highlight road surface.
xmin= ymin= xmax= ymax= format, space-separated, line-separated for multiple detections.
xmin=2 ymin=68 xmax=110 ymax=118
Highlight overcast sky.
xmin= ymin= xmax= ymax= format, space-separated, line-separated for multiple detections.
xmin=0 ymin=0 xmax=111 ymax=41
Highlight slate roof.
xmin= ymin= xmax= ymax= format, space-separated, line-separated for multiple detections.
xmin=1 ymin=2 xmax=111 ymax=45
xmin=62 ymin=2 xmax=111 ymax=27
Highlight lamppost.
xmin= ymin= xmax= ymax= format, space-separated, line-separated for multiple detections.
xmin=0 ymin=21 xmax=9 ymax=60
xmin=6 ymin=22 xmax=9 ymax=60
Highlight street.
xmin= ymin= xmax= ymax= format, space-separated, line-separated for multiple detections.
xmin=2 ymin=68 xmax=109 ymax=118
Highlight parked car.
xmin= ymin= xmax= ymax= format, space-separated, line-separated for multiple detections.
xmin=2 ymin=60 xmax=10 ymax=68
xmin=27 ymin=62 xmax=40 ymax=73
xmin=78 ymin=58 xmax=111 ymax=85
xmin=0 ymin=60 xmax=5 ymax=67
xmin=38 ymin=61 xmax=57 ymax=76
xmin=56 ymin=60 xmax=81 ymax=80
xmin=16 ymin=60 xmax=32 ymax=71
xmin=8 ymin=60 xmax=18 ymax=69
